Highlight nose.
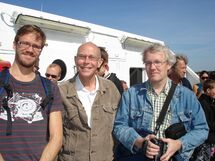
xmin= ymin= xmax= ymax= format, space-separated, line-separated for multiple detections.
xmin=83 ymin=57 xmax=91 ymax=63
xmin=25 ymin=45 xmax=34 ymax=52
xmin=148 ymin=63 xmax=157 ymax=69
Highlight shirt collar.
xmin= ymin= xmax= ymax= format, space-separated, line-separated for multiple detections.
xmin=146 ymin=79 xmax=171 ymax=95
xmin=75 ymin=74 xmax=99 ymax=93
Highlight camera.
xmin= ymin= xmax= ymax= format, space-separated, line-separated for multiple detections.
xmin=151 ymin=138 xmax=167 ymax=161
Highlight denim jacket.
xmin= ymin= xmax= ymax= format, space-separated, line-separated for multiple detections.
xmin=113 ymin=80 xmax=209 ymax=161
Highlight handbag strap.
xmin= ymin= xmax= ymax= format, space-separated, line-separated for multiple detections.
xmin=154 ymin=82 xmax=177 ymax=135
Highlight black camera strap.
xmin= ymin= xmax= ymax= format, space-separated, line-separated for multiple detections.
xmin=142 ymin=82 xmax=177 ymax=159
xmin=154 ymin=82 xmax=177 ymax=135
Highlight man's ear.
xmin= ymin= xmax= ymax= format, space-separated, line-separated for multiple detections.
xmin=167 ymin=63 xmax=172 ymax=71
xmin=74 ymin=56 xmax=78 ymax=66
xmin=105 ymin=63 xmax=109 ymax=71
xmin=57 ymin=74 xmax=61 ymax=81
xmin=13 ymin=41 xmax=16 ymax=50
xmin=206 ymin=88 xmax=210 ymax=94
xmin=98 ymin=58 xmax=103 ymax=68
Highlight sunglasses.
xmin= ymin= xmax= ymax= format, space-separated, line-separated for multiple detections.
xmin=45 ymin=73 xmax=58 ymax=79
xmin=201 ymin=76 xmax=208 ymax=80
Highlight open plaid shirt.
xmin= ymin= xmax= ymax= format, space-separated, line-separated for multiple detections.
xmin=147 ymin=80 xmax=172 ymax=138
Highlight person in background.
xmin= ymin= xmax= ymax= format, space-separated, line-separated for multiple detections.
xmin=210 ymin=72 xmax=215 ymax=80
xmin=45 ymin=59 xmax=67 ymax=83
xmin=193 ymin=70 xmax=209 ymax=98
xmin=0 ymin=25 xmax=63 ymax=161
xmin=168 ymin=54 xmax=192 ymax=90
xmin=193 ymin=79 xmax=215 ymax=161
xmin=0 ymin=60 xmax=11 ymax=71
xmin=58 ymin=42 xmax=120 ymax=161
xmin=97 ymin=47 xmax=124 ymax=95
xmin=113 ymin=43 xmax=208 ymax=161
xmin=121 ymin=80 xmax=128 ymax=91
xmin=52 ymin=59 xmax=67 ymax=81
xmin=45 ymin=63 xmax=62 ymax=82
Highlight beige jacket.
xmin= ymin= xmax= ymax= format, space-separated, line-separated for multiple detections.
xmin=58 ymin=75 xmax=120 ymax=161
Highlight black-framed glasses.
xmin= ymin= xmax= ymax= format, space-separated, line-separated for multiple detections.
xmin=45 ymin=73 xmax=58 ymax=79
xmin=17 ymin=41 xmax=43 ymax=52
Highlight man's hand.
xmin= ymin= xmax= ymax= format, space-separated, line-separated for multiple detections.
xmin=144 ymin=134 xmax=160 ymax=159
xmin=160 ymin=138 xmax=182 ymax=161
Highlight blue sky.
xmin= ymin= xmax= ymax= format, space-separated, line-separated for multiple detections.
xmin=1 ymin=0 xmax=215 ymax=72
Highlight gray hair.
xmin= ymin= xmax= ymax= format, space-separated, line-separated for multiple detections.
xmin=142 ymin=43 xmax=176 ymax=66
xmin=176 ymin=54 xmax=188 ymax=64
xmin=171 ymin=54 xmax=188 ymax=69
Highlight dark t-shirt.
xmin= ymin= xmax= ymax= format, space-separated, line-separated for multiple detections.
xmin=0 ymin=74 xmax=63 ymax=161
xmin=107 ymin=73 xmax=124 ymax=95
xmin=181 ymin=77 xmax=192 ymax=90
xmin=199 ymin=94 xmax=215 ymax=143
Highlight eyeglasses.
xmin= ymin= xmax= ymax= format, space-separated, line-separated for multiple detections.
xmin=144 ymin=60 xmax=167 ymax=68
xmin=17 ymin=41 xmax=43 ymax=52
xmin=76 ymin=54 xmax=100 ymax=62
xmin=201 ymin=76 xmax=209 ymax=80
xmin=45 ymin=73 xmax=58 ymax=79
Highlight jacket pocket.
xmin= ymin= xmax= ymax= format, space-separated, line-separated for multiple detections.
xmin=177 ymin=111 xmax=192 ymax=131
xmin=102 ymin=105 xmax=117 ymax=128
xmin=130 ymin=107 xmax=143 ymax=129
xmin=103 ymin=105 xmax=117 ymax=114
xmin=64 ymin=107 xmax=80 ymax=129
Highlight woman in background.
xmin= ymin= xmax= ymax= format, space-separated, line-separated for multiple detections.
xmin=193 ymin=70 xmax=209 ymax=98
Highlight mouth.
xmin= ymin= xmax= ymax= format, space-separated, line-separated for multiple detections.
xmin=79 ymin=66 xmax=93 ymax=72
xmin=22 ymin=52 xmax=36 ymax=58
xmin=80 ymin=65 xmax=92 ymax=69
xmin=23 ymin=55 xmax=36 ymax=62
xmin=150 ymin=72 xmax=158 ymax=76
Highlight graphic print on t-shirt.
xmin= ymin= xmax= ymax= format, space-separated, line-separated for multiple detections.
xmin=0 ymin=92 xmax=44 ymax=123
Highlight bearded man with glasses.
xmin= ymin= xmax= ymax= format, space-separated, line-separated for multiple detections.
xmin=0 ymin=25 xmax=63 ymax=161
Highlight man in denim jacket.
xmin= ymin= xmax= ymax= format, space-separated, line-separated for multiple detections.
xmin=113 ymin=43 xmax=208 ymax=161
